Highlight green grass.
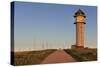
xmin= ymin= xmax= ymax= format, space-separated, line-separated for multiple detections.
xmin=13 ymin=49 xmax=57 ymax=65
xmin=64 ymin=48 xmax=97 ymax=62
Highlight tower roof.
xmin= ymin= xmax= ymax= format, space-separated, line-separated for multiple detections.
xmin=74 ymin=9 xmax=86 ymax=17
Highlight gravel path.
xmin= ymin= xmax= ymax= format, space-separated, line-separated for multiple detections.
xmin=41 ymin=50 xmax=76 ymax=64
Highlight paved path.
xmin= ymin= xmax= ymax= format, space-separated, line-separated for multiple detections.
xmin=41 ymin=50 xmax=76 ymax=64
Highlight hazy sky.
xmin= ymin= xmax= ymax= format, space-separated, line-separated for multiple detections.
xmin=13 ymin=1 xmax=97 ymax=51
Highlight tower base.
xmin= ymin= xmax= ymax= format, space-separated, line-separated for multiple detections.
xmin=76 ymin=46 xmax=84 ymax=48
xmin=71 ymin=45 xmax=84 ymax=49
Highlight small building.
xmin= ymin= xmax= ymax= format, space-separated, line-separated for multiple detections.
xmin=71 ymin=45 xmax=76 ymax=49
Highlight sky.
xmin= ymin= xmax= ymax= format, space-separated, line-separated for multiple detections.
xmin=13 ymin=1 xmax=97 ymax=51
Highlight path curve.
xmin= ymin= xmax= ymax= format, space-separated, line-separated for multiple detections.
xmin=41 ymin=50 xmax=76 ymax=64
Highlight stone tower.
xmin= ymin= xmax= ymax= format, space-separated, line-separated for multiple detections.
xmin=74 ymin=9 xmax=86 ymax=48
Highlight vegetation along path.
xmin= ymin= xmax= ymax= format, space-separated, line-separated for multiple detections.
xmin=41 ymin=49 xmax=76 ymax=64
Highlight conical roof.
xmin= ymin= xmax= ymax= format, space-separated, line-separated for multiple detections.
xmin=74 ymin=9 xmax=86 ymax=17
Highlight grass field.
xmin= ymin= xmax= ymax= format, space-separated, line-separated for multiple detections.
xmin=12 ymin=49 xmax=57 ymax=66
xmin=11 ymin=48 xmax=97 ymax=66
xmin=64 ymin=48 xmax=97 ymax=62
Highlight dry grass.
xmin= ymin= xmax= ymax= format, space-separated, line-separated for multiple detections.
xmin=12 ymin=49 xmax=57 ymax=66
xmin=64 ymin=48 xmax=97 ymax=61
xmin=11 ymin=48 xmax=97 ymax=66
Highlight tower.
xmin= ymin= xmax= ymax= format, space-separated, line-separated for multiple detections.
xmin=74 ymin=9 xmax=86 ymax=48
